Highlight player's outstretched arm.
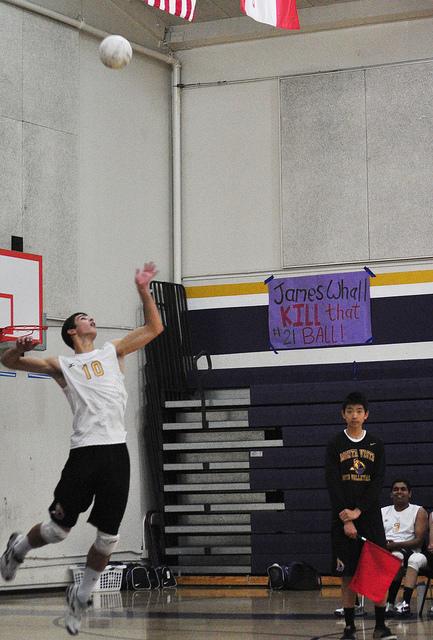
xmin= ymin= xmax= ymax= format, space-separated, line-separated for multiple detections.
xmin=114 ymin=262 xmax=164 ymax=358
xmin=1 ymin=336 xmax=64 ymax=383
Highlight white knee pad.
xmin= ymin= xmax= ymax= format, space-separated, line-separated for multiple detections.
xmin=93 ymin=530 xmax=119 ymax=556
xmin=408 ymin=552 xmax=427 ymax=572
xmin=40 ymin=519 xmax=69 ymax=544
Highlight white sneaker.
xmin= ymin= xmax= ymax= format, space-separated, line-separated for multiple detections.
xmin=394 ymin=600 xmax=411 ymax=617
xmin=65 ymin=584 xmax=91 ymax=636
xmin=385 ymin=602 xmax=396 ymax=616
xmin=334 ymin=604 xmax=366 ymax=617
xmin=0 ymin=533 xmax=24 ymax=581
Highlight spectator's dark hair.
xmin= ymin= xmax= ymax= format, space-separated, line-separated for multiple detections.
xmin=391 ymin=479 xmax=412 ymax=492
xmin=61 ymin=312 xmax=87 ymax=350
xmin=342 ymin=392 xmax=368 ymax=412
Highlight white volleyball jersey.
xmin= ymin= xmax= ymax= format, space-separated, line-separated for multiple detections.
xmin=381 ymin=504 xmax=422 ymax=550
xmin=58 ymin=342 xmax=128 ymax=449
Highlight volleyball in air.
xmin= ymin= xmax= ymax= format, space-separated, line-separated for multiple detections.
xmin=99 ymin=35 xmax=132 ymax=69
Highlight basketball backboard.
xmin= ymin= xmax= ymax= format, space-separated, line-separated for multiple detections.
xmin=0 ymin=248 xmax=44 ymax=349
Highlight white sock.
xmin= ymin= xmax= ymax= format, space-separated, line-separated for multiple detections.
xmin=13 ymin=535 xmax=32 ymax=561
xmin=77 ymin=566 xmax=102 ymax=603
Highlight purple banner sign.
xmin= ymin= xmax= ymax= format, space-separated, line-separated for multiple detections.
xmin=268 ymin=271 xmax=371 ymax=350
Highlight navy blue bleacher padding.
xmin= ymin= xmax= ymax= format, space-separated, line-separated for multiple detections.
xmin=250 ymin=378 xmax=433 ymax=406
xmin=284 ymin=489 xmax=331 ymax=511
xmin=181 ymin=359 xmax=433 ymax=390
xmin=253 ymin=533 xmax=330 ymax=554
xmin=385 ymin=443 xmax=433 ymax=465
xmin=251 ymin=468 xmax=325 ymax=491
xmin=252 ymin=446 xmax=325 ymax=468
xmin=252 ymin=511 xmax=330 ymax=533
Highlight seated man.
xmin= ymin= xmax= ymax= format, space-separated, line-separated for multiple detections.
xmin=382 ymin=479 xmax=428 ymax=617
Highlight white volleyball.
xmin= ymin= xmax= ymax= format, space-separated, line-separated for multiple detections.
xmin=99 ymin=35 xmax=132 ymax=70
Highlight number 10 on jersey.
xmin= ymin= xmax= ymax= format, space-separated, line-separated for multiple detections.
xmin=82 ymin=361 xmax=104 ymax=379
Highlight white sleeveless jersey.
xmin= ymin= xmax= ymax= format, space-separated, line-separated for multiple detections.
xmin=58 ymin=342 xmax=128 ymax=449
xmin=381 ymin=504 xmax=422 ymax=550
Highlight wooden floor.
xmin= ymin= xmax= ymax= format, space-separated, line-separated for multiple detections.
xmin=1 ymin=586 xmax=433 ymax=639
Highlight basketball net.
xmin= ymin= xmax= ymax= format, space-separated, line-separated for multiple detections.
xmin=0 ymin=325 xmax=48 ymax=342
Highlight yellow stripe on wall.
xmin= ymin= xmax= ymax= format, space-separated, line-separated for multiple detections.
xmin=186 ymin=282 xmax=267 ymax=298
xmin=185 ymin=270 xmax=433 ymax=299
xmin=373 ymin=270 xmax=433 ymax=286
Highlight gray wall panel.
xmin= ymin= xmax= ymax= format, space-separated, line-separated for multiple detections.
xmin=0 ymin=118 xmax=22 ymax=248
xmin=23 ymin=13 xmax=79 ymax=133
xmin=182 ymin=81 xmax=280 ymax=278
xmin=0 ymin=3 xmax=22 ymax=120
xmin=280 ymin=71 xmax=369 ymax=267
xmin=367 ymin=62 xmax=433 ymax=260
xmin=22 ymin=123 xmax=78 ymax=317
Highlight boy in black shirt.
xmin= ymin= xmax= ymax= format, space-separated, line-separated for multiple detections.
xmin=326 ymin=392 xmax=397 ymax=640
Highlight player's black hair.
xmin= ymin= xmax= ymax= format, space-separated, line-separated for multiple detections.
xmin=391 ymin=479 xmax=412 ymax=492
xmin=342 ymin=392 xmax=368 ymax=412
xmin=61 ymin=312 xmax=87 ymax=350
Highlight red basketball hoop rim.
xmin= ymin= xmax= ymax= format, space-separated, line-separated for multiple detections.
xmin=0 ymin=325 xmax=48 ymax=342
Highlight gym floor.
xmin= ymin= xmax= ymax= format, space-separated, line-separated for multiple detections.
xmin=1 ymin=586 xmax=433 ymax=639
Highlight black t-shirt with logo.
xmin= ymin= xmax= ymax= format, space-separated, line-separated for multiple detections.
xmin=325 ymin=430 xmax=385 ymax=517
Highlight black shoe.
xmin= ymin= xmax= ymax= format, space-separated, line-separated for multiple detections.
xmin=340 ymin=626 xmax=356 ymax=640
xmin=372 ymin=625 xmax=397 ymax=640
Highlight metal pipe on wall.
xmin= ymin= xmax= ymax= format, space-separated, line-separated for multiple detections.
xmin=172 ymin=62 xmax=182 ymax=284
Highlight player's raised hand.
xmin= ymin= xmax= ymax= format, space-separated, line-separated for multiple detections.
xmin=135 ymin=262 xmax=158 ymax=292
xmin=15 ymin=335 xmax=37 ymax=353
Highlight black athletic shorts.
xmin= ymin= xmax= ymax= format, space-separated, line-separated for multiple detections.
xmin=331 ymin=509 xmax=386 ymax=576
xmin=48 ymin=443 xmax=130 ymax=535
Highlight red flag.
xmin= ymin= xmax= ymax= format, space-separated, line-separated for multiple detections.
xmin=240 ymin=0 xmax=299 ymax=30
xmin=350 ymin=539 xmax=401 ymax=603
xmin=142 ymin=0 xmax=196 ymax=21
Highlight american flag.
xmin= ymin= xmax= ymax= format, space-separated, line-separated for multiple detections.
xmin=143 ymin=0 xmax=196 ymax=21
